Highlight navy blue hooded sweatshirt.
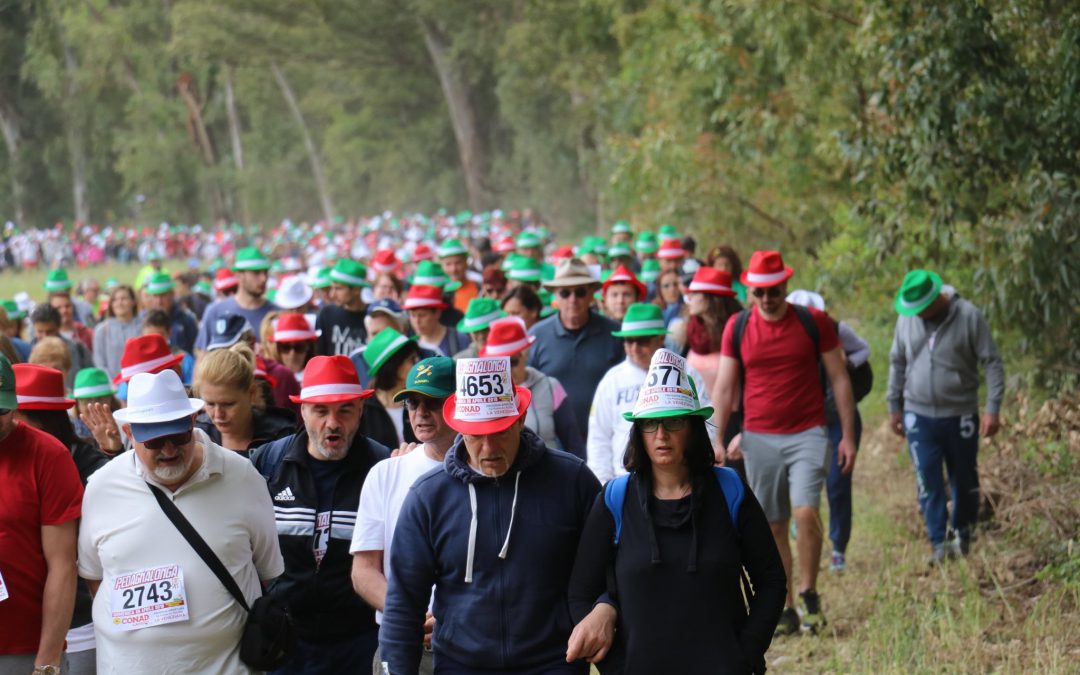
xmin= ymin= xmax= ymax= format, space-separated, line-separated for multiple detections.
xmin=380 ymin=427 xmax=601 ymax=674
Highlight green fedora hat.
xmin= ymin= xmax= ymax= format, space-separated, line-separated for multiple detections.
xmin=0 ymin=354 xmax=15 ymax=409
xmin=231 ymin=247 xmax=272 ymax=272
xmin=44 ymin=268 xmax=73 ymax=292
xmin=612 ymin=303 xmax=668 ymax=338
xmin=329 ymin=259 xmax=370 ymax=288
xmin=608 ymin=242 xmax=633 ymax=259
xmin=363 ymin=328 xmax=417 ymax=377
xmin=639 ymin=258 xmax=661 ymax=282
xmin=501 ymin=252 xmax=524 ymax=272
xmin=457 ymin=297 xmax=505 ymax=333
xmin=1 ymin=300 xmax=26 ymax=321
xmin=658 ymin=223 xmax=679 ymax=239
xmin=515 ymin=231 xmax=543 ymax=250
xmin=894 ymin=269 xmax=943 ymax=316
xmin=143 ymin=272 xmax=175 ymax=295
xmin=438 ymin=238 xmax=469 ymax=259
xmin=73 ymin=367 xmax=117 ymax=399
xmin=393 ymin=356 xmax=455 ymax=402
xmin=410 ymin=260 xmax=450 ymax=288
xmin=310 ymin=267 xmax=332 ymax=289
xmin=623 ymin=349 xmax=713 ymax=421
xmin=506 ymin=256 xmax=542 ymax=283
xmin=538 ymin=288 xmax=557 ymax=318
xmin=634 ymin=232 xmax=658 ymax=254
xmin=611 ymin=220 xmax=632 ymax=235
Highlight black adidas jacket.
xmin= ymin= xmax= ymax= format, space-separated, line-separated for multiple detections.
xmin=251 ymin=429 xmax=390 ymax=642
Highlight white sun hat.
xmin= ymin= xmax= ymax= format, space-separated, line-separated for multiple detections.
xmin=112 ymin=370 xmax=205 ymax=442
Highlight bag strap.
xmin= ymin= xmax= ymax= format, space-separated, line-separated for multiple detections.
xmin=146 ymin=482 xmax=250 ymax=612
xmin=604 ymin=474 xmax=631 ymax=545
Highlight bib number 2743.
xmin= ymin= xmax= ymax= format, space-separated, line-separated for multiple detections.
xmin=109 ymin=564 xmax=190 ymax=632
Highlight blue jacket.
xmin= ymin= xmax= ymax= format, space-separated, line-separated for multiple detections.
xmin=380 ymin=428 xmax=601 ymax=674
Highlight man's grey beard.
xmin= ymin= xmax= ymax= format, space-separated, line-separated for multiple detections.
xmin=309 ymin=428 xmax=357 ymax=460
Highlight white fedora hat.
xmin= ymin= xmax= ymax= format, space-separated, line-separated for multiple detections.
xmin=113 ymin=370 xmax=205 ymax=442
xmin=275 ymin=275 xmax=314 ymax=310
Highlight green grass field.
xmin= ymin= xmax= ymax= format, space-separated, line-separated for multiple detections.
xmin=0 ymin=261 xmax=147 ymax=304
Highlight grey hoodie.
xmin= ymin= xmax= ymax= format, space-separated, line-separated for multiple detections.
xmin=887 ymin=293 xmax=1004 ymax=418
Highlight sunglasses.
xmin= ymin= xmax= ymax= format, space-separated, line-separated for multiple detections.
xmin=509 ymin=356 xmax=522 ymax=367
xmin=0 ymin=409 xmax=11 ymax=416
xmin=639 ymin=417 xmax=689 ymax=434
xmin=624 ymin=336 xmax=655 ymax=346
xmin=404 ymin=396 xmax=446 ymax=412
xmin=558 ymin=287 xmax=590 ymax=299
xmin=277 ymin=342 xmax=309 ymax=353
xmin=751 ymin=287 xmax=783 ymax=299
xmin=142 ymin=429 xmax=193 ymax=450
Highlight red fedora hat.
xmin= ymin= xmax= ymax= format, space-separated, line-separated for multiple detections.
xmin=480 ymin=317 xmax=536 ymax=357
xmin=412 ymin=243 xmax=435 ymax=262
xmin=741 ymin=250 xmax=794 ymax=288
xmin=688 ymin=267 xmax=736 ymax=296
xmin=272 ymin=313 xmax=319 ymax=343
xmin=442 ymin=357 xmax=532 ymax=435
xmin=14 ymin=364 xmax=75 ymax=410
xmin=403 ymin=284 xmax=448 ymax=311
xmin=213 ymin=267 xmax=239 ymax=291
xmin=114 ymin=335 xmax=185 ymax=384
xmin=371 ymin=249 xmax=402 ymax=274
xmin=656 ymin=238 xmax=685 ymax=260
xmin=494 ymin=235 xmax=516 ymax=254
xmin=290 ymin=355 xmax=374 ymax=404
xmin=602 ymin=264 xmax=648 ymax=300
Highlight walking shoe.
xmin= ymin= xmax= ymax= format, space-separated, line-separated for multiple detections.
xmin=774 ymin=606 xmax=800 ymax=637
xmin=829 ymin=551 xmax=846 ymax=573
xmin=946 ymin=529 xmax=971 ymax=558
xmin=928 ymin=544 xmax=949 ymax=566
xmin=799 ymin=589 xmax=827 ymax=634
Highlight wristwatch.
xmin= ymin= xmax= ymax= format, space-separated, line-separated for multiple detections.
xmin=33 ymin=666 xmax=60 ymax=675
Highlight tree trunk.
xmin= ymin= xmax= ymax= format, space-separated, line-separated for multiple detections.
xmin=176 ymin=72 xmax=229 ymax=220
xmin=419 ymin=19 xmax=493 ymax=213
xmin=0 ymin=101 xmax=25 ymax=226
xmin=223 ymin=64 xmax=248 ymax=224
xmin=62 ymin=45 xmax=90 ymax=225
xmin=271 ymin=60 xmax=335 ymax=223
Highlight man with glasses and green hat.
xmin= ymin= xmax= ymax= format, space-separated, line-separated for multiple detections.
xmin=316 ymin=259 xmax=371 ymax=357
xmin=195 ymin=247 xmax=278 ymax=351
xmin=887 ymin=269 xmax=1004 ymax=565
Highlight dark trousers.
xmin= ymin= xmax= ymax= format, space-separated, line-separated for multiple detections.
xmin=433 ymin=652 xmax=588 ymax=675
xmin=825 ymin=411 xmax=862 ymax=554
xmin=904 ymin=412 xmax=980 ymax=546
xmin=273 ymin=629 xmax=379 ymax=675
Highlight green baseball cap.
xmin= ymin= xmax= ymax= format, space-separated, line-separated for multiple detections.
xmin=0 ymin=354 xmax=15 ymax=410
xmin=393 ymin=356 xmax=455 ymax=402
xmin=231 ymin=247 xmax=272 ymax=272
xmin=44 ymin=269 xmax=73 ymax=292
xmin=329 ymin=259 xmax=370 ymax=288
xmin=144 ymin=272 xmax=175 ymax=295
xmin=73 ymin=367 xmax=117 ymax=399
xmin=363 ymin=328 xmax=417 ymax=377
xmin=612 ymin=303 xmax=667 ymax=337
xmin=895 ymin=269 xmax=943 ymax=316
xmin=457 ymin=297 xmax=505 ymax=333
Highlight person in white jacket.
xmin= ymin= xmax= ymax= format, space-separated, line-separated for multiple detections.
xmin=586 ymin=303 xmax=715 ymax=483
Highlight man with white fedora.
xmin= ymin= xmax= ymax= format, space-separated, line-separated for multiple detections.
xmin=379 ymin=356 xmax=605 ymax=675
xmin=78 ymin=369 xmax=284 ymax=673
xmin=529 ymin=257 xmax=624 ymax=444
xmin=250 ymin=355 xmax=390 ymax=674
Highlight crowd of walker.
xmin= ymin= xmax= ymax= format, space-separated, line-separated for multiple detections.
xmin=0 ymin=213 xmax=1004 ymax=674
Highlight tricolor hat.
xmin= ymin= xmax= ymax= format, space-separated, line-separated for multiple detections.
xmin=611 ymin=220 xmax=632 ymax=234
xmin=214 ymin=267 xmax=239 ymax=291
xmin=639 ymin=259 xmax=661 ymax=282
xmin=410 ymin=260 xmax=449 ymax=288
xmin=480 ymin=317 xmax=535 ymax=357
xmin=113 ymin=334 xmax=184 ymax=384
xmin=741 ymin=250 xmax=794 ymax=288
xmin=657 ymin=238 xmax=685 ymax=260
xmin=438 ymin=238 xmax=468 ymax=259
xmin=612 ymin=303 xmax=667 ymax=338
xmin=14 ymin=364 xmax=75 ymax=410
xmin=894 ymin=270 xmax=942 ymax=316
xmin=362 ymin=328 xmax=418 ymax=378
xmin=275 ymin=275 xmax=314 ymax=310
xmin=457 ymin=297 xmax=505 ymax=333
xmin=372 ymin=249 xmax=402 ymax=274
xmin=634 ymin=232 xmax=658 ymax=254
xmin=393 ymin=356 xmax=455 ymax=402
xmin=403 ymin=284 xmax=448 ymax=311
xmin=494 ymin=235 xmax=516 ymax=253
xmin=602 ymin=264 xmax=647 ymax=300
xmin=688 ymin=267 xmax=736 ymax=296
xmin=1 ymin=299 xmax=25 ymax=321
xmin=329 ymin=258 xmax=370 ymax=288
xmin=73 ymin=367 xmax=117 ymax=399
xmin=144 ymin=272 xmax=175 ymax=295
xmin=516 ymin=231 xmax=542 ymax=250
xmin=506 ymin=256 xmax=542 ymax=282
xmin=290 ymin=355 xmax=374 ymax=404
xmin=412 ymin=242 xmax=435 ymax=262
xmin=501 ymin=252 xmax=524 ymax=272
xmin=272 ymin=313 xmax=319 ymax=343
xmin=442 ymin=357 xmax=532 ymax=435
xmin=623 ymin=348 xmax=713 ymax=421
xmin=45 ymin=269 xmax=73 ymax=292
xmin=231 ymin=247 xmax=272 ymax=271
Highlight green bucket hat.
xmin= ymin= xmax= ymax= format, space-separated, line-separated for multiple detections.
xmin=193 ymin=281 xmax=213 ymax=297
xmin=143 ymin=272 xmax=175 ymax=295
xmin=363 ymin=328 xmax=417 ymax=377
xmin=623 ymin=349 xmax=713 ymax=421
xmin=611 ymin=220 xmax=632 ymax=235
xmin=612 ymin=303 xmax=668 ymax=338
xmin=658 ymin=224 xmax=679 ymax=239
xmin=457 ymin=297 xmax=505 ymax=333
xmin=1 ymin=300 xmax=25 ymax=321
xmin=894 ymin=269 xmax=943 ymax=316
xmin=506 ymin=256 xmax=542 ymax=283
xmin=639 ymin=258 xmax=661 ymax=282
xmin=329 ymin=259 xmax=370 ymax=288
xmin=634 ymin=232 xmax=658 ymax=254
xmin=310 ymin=267 xmax=332 ymax=289
xmin=410 ymin=260 xmax=449 ymax=288
xmin=44 ymin=269 xmax=73 ymax=292
xmin=393 ymin=356 xmax=456 ymax=402
xmin=231 ymin=247 xmax=272 ymax=272
xmin=0 ymin=354 xmax=15 ymax=410
xmin=516 ymin=231 xmax=543 ymax=250
xmin=73 ymin=367 xmax=116 ymax=399
xmin=438 ymin=238 xmax=468 ymax=259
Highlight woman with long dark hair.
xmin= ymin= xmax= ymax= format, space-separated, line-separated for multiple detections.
xmin=682 ymin=268 xmax=743 ymax=394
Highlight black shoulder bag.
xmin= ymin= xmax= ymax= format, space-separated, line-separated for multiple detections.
xmin=146 ymin=483 xmax=295 ymax=671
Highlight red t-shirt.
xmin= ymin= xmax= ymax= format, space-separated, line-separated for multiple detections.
xmin=721 ymin=304 xmax=839 ymax=434
xmin=0 ymin=423 xmax=84 ymax=655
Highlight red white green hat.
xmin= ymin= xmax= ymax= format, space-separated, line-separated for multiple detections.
xmin=409 ymin=260 xmax=449 ymax=288
xmin=688 ymin=267 xmax=736 ymax=296
xmin=73 ymin=367 xmax=117 ymax=399
xmin=403 ymin=284 xmax=448 ymax=310
xmin=480 ymin=317 xmax=535 ymax=357
xmin=114 ymin=334 xmax=185 ymax=384
xmin=271 ymin=313 xmax=319 ymax=342
xmin=291 ymin=355 xmax=374 ymax=404
xmin=623 ymin=349 xmax=713 ymax=421
xmin=443 ymin=357 xmax=532 ymax=435
xmin=329 ymin=258 xmax=370 ymax=288
xmin=362 ymin=328 xmax=418 ymax=377
xmin=741 ymin=250 xmax=794 ymax=288
xmin=612 ymin=303 xmax=667 ymax=338
xmin=657 ymin=238 xmax=685 ymax=260
xmin=14 ymin=364 xmax=75 ymax=410
xmin=438 ymin=238 xmax=468 ymax=259
xmin=231 ymin=247 xmax=272 ymax=272
xmin=44 ymin=268 xmax=73 ymax=292
xmin=144 ymin=272 xmax=175 ymax=295
xmin=602 ymin=264 xmax=647 ymax=299
xmin=457 ymin=297 xmax=505 ymax=333
xmin=894 ymin=269 xmax=942 ymax=316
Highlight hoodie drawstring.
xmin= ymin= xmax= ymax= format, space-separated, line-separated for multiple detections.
xmin=498 ymin=472 xmax=522 ymax=559
xmin=465 ymin=483 xmax=478 ymax=583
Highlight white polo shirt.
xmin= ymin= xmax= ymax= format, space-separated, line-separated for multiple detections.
xmin=78 ymin=429 xmax=284 ymax=674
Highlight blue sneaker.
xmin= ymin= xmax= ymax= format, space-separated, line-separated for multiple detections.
xmin=829 ymin=551 xmax=846 ymax=573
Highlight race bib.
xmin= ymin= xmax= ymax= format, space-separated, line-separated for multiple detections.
xmin=109 ymin=564 xmax=189 ymax=632
xmin=314 ymin=512 xmax=331 ymax=566
xmin=0 ymin=568 xmax=8 ymax=602
xmin=455 ymin=358 xmax=516 ymax=420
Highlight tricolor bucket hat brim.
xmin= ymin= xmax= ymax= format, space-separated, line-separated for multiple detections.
xmin=622 ymin=405 xmax=714 ymax=421
xmin=442 ymin=386 xmax=533 ymax=435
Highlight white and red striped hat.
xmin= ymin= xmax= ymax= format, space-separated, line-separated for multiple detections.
xmin=213 ymin=267 xmax=239 ymax=292
xmin=494 ymin=235 xmax=516 ymax=253
xmin=412 ymin=242 xmax=435 ymax=262
xmin=289 ymin=355 xmax=374 ymax=405
xmin=657 ymin=238 xmax=685 ymax=260
xmin=14 ymin=364 xmax=75 ymax=410
xmin=480 ymin=316 xmax=536 ymax=357
xmin=371 ymin=249 xmax=402 ymax=274
xmin=688 ymin=267 xmax=736 ymax=296
xmin=741 ymin=250 xmax=794 ymax=288
xmin=402 ymin=284 xmax=448 ymax=310
xmin=113 ymin=335 xmax=185 ymax=384
xmin=602 ymin=264 xmax=647 ymax=299
xmin=272 ymin=313 xmax=319 ymax=343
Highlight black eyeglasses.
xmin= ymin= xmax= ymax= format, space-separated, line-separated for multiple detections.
xmin=404 ymin=396 xmax=446 ymax=412
xmin=751 ymin=287 xmax=783 ymax=299
xmin=639 ymin=417 xmax=689 ymax=434
xmin=624 ymin=336 xmax=654 ymax=346
xmin=143 ymin=429 xmax=194 ymax=450
xmin=558 ymin=287 xmax=589 ymax=299
xmin=0 ymin=409 xmax=11 ymax=416
xmin=277 ymin=342 xmax=308 ymax=353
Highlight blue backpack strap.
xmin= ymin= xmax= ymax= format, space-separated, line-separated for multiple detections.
xmin=250 ymin=436 xmax=290 ymax=481
xmin=713 ymin=466 xmax=745 ymax=529
xmin=603 ymin=474 xmax=632 ymax=545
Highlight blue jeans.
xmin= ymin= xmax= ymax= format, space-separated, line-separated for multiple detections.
xmin=826 ymin=411 xmax=862 ymax=554
xmin=272 ymin=629 xmax=379 ymax=675
xmin=904 ymin=412 xmax=980 ymax=546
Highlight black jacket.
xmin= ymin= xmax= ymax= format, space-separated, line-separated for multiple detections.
xmin=250 ymin=429 xmax=390 ymax=642
xmin=195 ymin=405 xmax=298 ymax=458
xmin=358 ymin=395 xmax=416 ymax=450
